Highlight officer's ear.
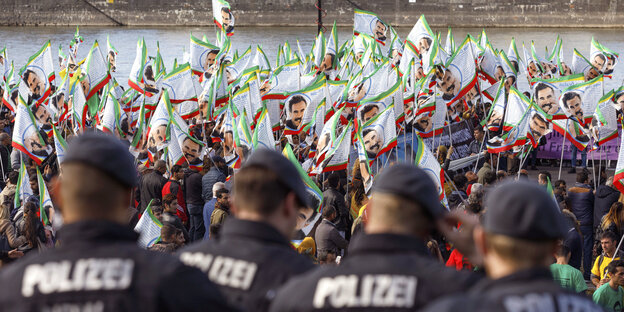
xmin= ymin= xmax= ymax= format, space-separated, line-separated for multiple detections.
xmin=281 ymin=192 xmax=298 ymax=219
xmin=473 ymin=226 xmax=488 ymax=257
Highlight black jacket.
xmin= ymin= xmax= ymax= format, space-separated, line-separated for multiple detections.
xmin=322 ymin=187 xmax=349 ymax=231
xmin=269 ymin=233 xmax=481 ymax=311
xmin=594 ymin=185 xmax=620 ymax=228
xmin=178 ymin=218 xmax=315 ymax=312
xmin=0 ymin=220 xmax=233 ymax=312
xmin=184 ymin=169 xmax=204 ymax=206
xmin=422 ymin=268 xmax=602 ymax=311
xmin=139 ymin=171 xmax=167 ymax=212
xmin=568 ymin=183 xmax=595 ymax=227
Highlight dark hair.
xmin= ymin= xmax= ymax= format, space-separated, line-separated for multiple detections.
xmin=171 ymin=165 xmax=182 ymax=174
xmin=554 ymin=179 xmax=566 ymax=188
xmin=538 ymin=171 xmax=551 ymax=183
xmin=576 ymin=171 xmax=589 ymax=184
xmin=453 ymin=174 xmax=468 ymax=190
xmin=483 ymin=171 xmax=497 ymax=185
xmin=442 ymin=92 xmax=454 ymax=101
xmin=562 ymin=92 xmax=581 ymax=109
xmin=600 ymin=230 xmax=618 ymax=242
xmin=327 ymin=173 xmax=339 ymax=188
xmin=607 ymin=259 xmax=624 ymax=274
xmin=322 ymin=204 xmax=336 ymax=219
xmin=534 ymin=83 xmax=553 ymax=96
xmin=144 ymin=65 xmax=154 ymax=81
xmin=233 ymin=165 xmax=291 ymax=216
xmin=359 ymin=104 xmax=378 ymax=121
xmin=22 ymin=69 xmax=36 ymax=85
xmin=7 ymin=171 xmax=18 ymax=184
xmin=362 ymin=128 xmax=374 ymax=138
xmin=288 ymin=95 xmax=307 ymax=112
xmin=23 ymin=201 xmax=42 ymax=249
xmin=162 ymin=193 xmax=177 ymax=207
xmin=532 ymin=113 xmax=547 ymax=124
xmin=474 ymin=127 xmax=484 ymax=134
xmin=160 ymin=224 xmax=177 ymax=241
xmin=215 ymin=188 xmax=229 ymax=199
xmin=555 ymin=244 xmax=571 ymax=258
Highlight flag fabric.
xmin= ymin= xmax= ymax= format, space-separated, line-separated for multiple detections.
xmin=52 ymin=124 xmax=67 ymax=166
xmin=36 ymin=166 xmax=52 ymax=225
xmin=252 ymin=107 xmax=276 ymax=150
xmin=361 ymin=105 xmax=397 ymax=160
xmin=353 ymin=9 xmax=388 ymax=46
xmin=413 ymin=133 xmax=447 ymax=209
xmin=12 ymin=96 xmax=50 ymax=165
xmin=134 ymin=200 xmax=163 ymax=248
xmin=613 ymin=120 xmax=624 ymax=193
xmin=19 ymin=40 xmax=55 ymax=105
xmin=212 ymin=0 xmax=235 ymax=36
xmin=14 ymin=161 xmax=33 ymax=211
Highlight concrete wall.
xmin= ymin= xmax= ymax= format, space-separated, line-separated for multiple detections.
xmin=2 ymin=0 xmax=623 ymax=27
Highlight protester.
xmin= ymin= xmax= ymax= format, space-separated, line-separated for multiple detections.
xmin=270 ymin=164 xmax=480 ymax=311
xmin=162 ymin=164 xmax=188 ymax=225
xmin=203 ymin=181 xmax=225 ymax=239
xmin=448 ymin=174 xmax=468 ymax=210
xmin=593 ymin=259 xmax=624 ymax=311
xmin=184 ymin=164 xmax=205 ymax=241
xmin=322 ymin=173 xmax=349 ymax=237
xmin=161 ymin=193 xmax=190 ymax=243
xmin=179 ymin=149 xmax=315 ymax=312
xmin=550 ymin=244 xmax=588 ymax=293
xmin=314 ymin=205 xmax=348 ymax=257
xmin=477 ymin=156 xmax=494 ymax=184
xmin=599 ymin=202 xmax=624 ymax=238
xmin=201 ymin=156 xmax=226 ymax=202
xmin=149 ymin=224 xmax=185 ymax=253
xmin=139 ymin=159 xmax=168 ymax=213
xmin=423 ymin=180 xmax=602 ymax=311
xmin=595 ymin=177 xmax=620 ymax=230
xmin=209 ymin=188 xmax=230 ymax=227
xmin=591 ymin=231 xmax=623 ymax=287
xmin=0 ymin=132 xmax=234 ymax=311
xmin=562 ymin=209 xmax=583 ymax=270
xmin=568 ymin=170 xmax=595 ymax=279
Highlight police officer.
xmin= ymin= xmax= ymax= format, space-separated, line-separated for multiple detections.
xmin=178 ymin=149 xmax=315 ymax=311
xmin=423 ymin=180 xmax=604 ymax=311
xmin=0 ymin=132 xmax=233 ymax=311
xmin=269 ymin=164 xmax=481 ymax=311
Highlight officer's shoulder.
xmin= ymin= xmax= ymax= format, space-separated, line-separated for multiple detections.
xmin=421 ymin=294 xmax=472 ymax=312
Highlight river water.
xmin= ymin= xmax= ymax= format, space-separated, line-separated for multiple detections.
xmin=1 ymin=26 xmax=623 ymax=91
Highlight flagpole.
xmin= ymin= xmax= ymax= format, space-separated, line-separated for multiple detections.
xmin=517 ymin=146 xmax=530 ymax=179
xmin=591 ymin=147 xmax=597 ymax=190
xmin=558 ymin=119 xmax=569 ymax=181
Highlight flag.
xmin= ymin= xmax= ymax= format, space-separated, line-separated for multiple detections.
xmin=559 ymin=75 xmax=604 ymax=127
xmin=14 ymin=161 xmax=33 ymax=211
xmin=252 ymin=107 xmax=276 ymax=150
xmin=592 ymin=90 xmax=618 ymax=146
xmin=52 ymin=124 xmax=67 ymax=166
xmin=353 ymin=9 xmax=388 ymax=46
xmin=69 ymin=26 xmax=83 ymax=57
xmin=106 ymin=35 xmax=118 ymax=72
xmin=12 ymin=95 xmax=50 ymax=165
xmin=320 ymin=123 xmax=351 ymax=173
xmin=19 ymin=40 xmax=55 ymax=105
xmin=82 ymin=41 xmax=111 ymax=116
xmin=134 ymin=200 xmax=163 ymax=248
xmin=405 ymin=15 xmax=434 ymax=57
xmin=482 ymin=80 xmax=505 ymax=132
xmin=212 ymin=0 xmax=235 ymax=36
xmin=283 ymin=78 xmax=326 ymax=135
xmin=361 ymin=105 xmax=397 ymax=160
xmin=98 ymin=90 xmax=123 ymax=135
xmin=282 ymin=144 xmax=323 ymax=213
xmin=439 ymin=36 xmax=477 ymax=107
xmin=413 ymin=133 xmax=447 ymax=208
xmin=189 ymin=34 xmax=220 ymax=77
xmin=36 ymin=166 xmax=52 ymax=225
xmin=613 ymin=121 xmax=624 ymax=193
xmin=128 ymin=38 xmax=149 ymax=94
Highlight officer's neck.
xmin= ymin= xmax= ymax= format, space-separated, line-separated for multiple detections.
xmin=234 ymin=210 xmax=292 ymax=239
xmin=485 ymin=253 xmax=545 ymax=280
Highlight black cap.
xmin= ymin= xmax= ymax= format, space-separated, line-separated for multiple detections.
xmin=62 ymin=132 xmax=137 ymax=188
xmin=372 ymin=164 xmax=445 ymax=219
xmin=483 ymin=180 xmax=568 ymax=240
xmin=242 ymin=149 xmax=310 ymax=208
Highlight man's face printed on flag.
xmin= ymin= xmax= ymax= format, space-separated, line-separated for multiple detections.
xmin=341 ymin=106 xmax=355 ymax=120
xmin=417 ymin=37 xmax=431 ymax=56
xmin=361 ymin=104 xmax=378 ymax=123
xmin=536 ymin=84 xmax=557 ymax=115
xmin=464 ymin=86 xmax=479 ymax=103
xmin=561 ymin=62 xmax=573 ymax=76
xmin=25 ymin=132 xmax=46 ymax=155
xmin=494 ymin=66 xmax=505 ymax=81
xmin=592 ymin=54 xmax=606 ymax=72
xmin=223 ymin=130 xmax=234 ymax=155
xmin=182 ymin=137 xmax=201 ymax=163
xmin=564 ymin=93 xmax=583 ymax=121
xmin=287 ymin=96 xmax=307 ymax=129
xmin=414 ymin=113 xmax=432 ymax=133
xmin=80 ymin=77 xmax=90 ymax=97
xmin=319 ymin=53 xmax=334 ymax=74
xmin=148 ymin=124 xmax=167 ymax=149
xmin=615 ymin=93 xmax=624 ymax=111
xmin=438 ymin=69 xmax=459 ymax=100
xmin=363 ymin=128 xmax=382 ymax=157
xmin=528 ymin=61 xmax=539 ymax=77
xmin=203 ymin=51 xmax=218 ymax=72
xmin=296 ymin=205 xmax=315 ymax=231
xmin=34 ymin=104 xmax=52 ymax=126
xmin=403 ymin=100 xmax=414 ymax=117
xmin=487 ymin=109 xmax=503 ymax=128
xmin=605 ymin=56 xmax=615 ymax=74
xmin=221 ymin=8 xmax=232 ymax=30
xmin=586 ymin=66 xmax=600 ymax=81
xmin=529 ymin=113 xmax=548 ymax=141
xmin=316 ymin=132 xmax=331 ymax=156
xmin=374 ymin=20 xmax=387 ymax=42
xmin=504 ymin=75 xmax=516 ymax=93
xmin=415 ymin=66 xmax=425 ymax=80
xmin=259 ymin=80 xmax=272 ymax=97
xmin=348 ymin=83 xmax=366 ymax=103
xmin=23 ymin=70 xmax=44 ymax=98
xmin=108 ymin=51 xmax=116 ymax=72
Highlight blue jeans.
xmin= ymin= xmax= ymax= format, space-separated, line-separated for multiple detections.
xmin=580 ymin=225 xmax=593 ymax=279
xmin=571 ymin=146 xmax=587 ymax=168
xmin=188 ymin=203 xmax=205 ymax=242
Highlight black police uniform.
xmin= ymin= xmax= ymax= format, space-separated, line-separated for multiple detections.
xmin=269 ymin=232 xmax=480 ymax=311
xmin=179 ymin=218 xmax=315 ymax=311
xmin=422 ymin=268 xmax=603 ymax=311
xmin=0 ymin=220 xmax=234 ymax=312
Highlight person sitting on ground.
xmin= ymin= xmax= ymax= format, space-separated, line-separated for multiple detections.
xmin=593 ymin=259 xmax=624 ymax=311
xmin=550 ymin=244 xmax=588 ymax=293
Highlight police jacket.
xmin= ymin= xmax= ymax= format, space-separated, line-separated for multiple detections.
xmin=269 ymin=233 xmax=481 ymax=312
xmin=0 ymin=220 xmax=234 ymax=312
xmin=178 ymin=218 xmax=315 ymax=312
xmin=422 ymin=268 xmax=604 ymax=312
